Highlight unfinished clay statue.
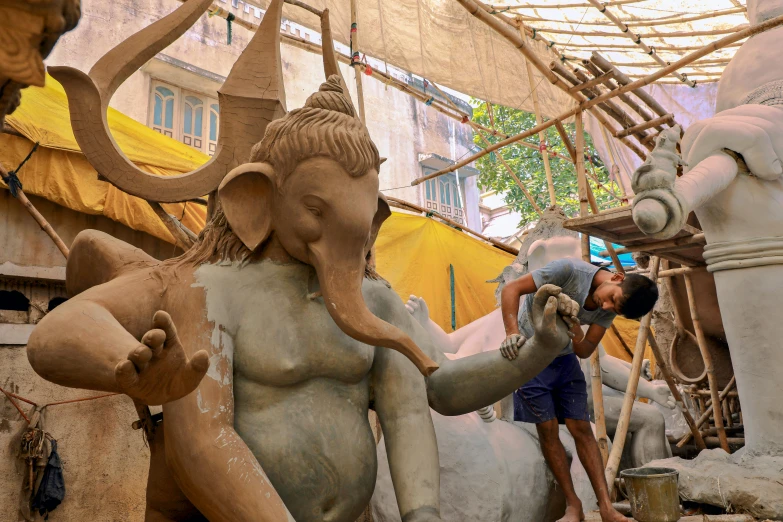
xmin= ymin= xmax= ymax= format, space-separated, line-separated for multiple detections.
xmin=25 ymin=1 xmax=576 ymax=520
xmin=0 ymin=0 xmax=81 ymax=124
xmin=633 ymin=1 xmax=783 ymax=517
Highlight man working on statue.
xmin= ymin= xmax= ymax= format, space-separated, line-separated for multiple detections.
xmin=499 ymin=258 xmax=658 ymax=522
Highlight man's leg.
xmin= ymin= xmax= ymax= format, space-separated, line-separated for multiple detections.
xmin=564 ymin=419 xmax=626 ymax=522
xmin=536 ymin=419 xmax=585 ymax=522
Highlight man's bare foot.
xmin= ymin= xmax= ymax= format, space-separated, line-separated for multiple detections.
xmin=557 ymin=504 xmax=585 ymax=522
xmin=599 ymin=505 xmax=628 ymax=522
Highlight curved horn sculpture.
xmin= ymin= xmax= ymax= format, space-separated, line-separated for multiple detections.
xmin=49 ymin=0 xmax=287 ymax=203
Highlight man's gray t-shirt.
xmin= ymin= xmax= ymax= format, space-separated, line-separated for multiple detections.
xmin=518 ymin=258 xmax=616 ymax=357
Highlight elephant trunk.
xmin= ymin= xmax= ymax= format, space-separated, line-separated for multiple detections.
xmin=310 ymin=248 xmax=439 ymax=377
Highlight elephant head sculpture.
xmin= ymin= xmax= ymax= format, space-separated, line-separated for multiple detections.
xmin=48 ymin=0 xmax=438 ymax=376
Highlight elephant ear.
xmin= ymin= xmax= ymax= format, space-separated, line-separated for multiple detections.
xmin=218 ymin=163 xmax=276 ymax=251
xmin=368 ymin=193 xmax=391 ymax=251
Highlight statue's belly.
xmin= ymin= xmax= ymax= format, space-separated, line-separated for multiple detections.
xmin=234 ymin=377 xmax=376 ymax=522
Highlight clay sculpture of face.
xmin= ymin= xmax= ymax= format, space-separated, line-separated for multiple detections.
xmin=215 ymin=76 xmax=438 ymax=376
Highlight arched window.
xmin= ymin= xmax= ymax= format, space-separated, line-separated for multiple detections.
xmin=182 ymin=95 xmax=204 ymax=149
xmin=208 ymin=104 xmax=220 ymax=156
xmin=152 ymin=86 xmax=176 ymax=137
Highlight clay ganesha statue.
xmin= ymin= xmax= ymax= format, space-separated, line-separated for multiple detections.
xmin=24 ymin=1 xmax=578 ymax=521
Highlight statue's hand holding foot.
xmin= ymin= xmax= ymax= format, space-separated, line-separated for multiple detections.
xmin=405 ymin=295 xmax=430 ymax=327
xmin=402 ymin=506 xmax=441 ymax=522
xmin=500 ymin=333 xmax=526 ymax=360
xmin=114 ymin=311 xmax=210 ymax=406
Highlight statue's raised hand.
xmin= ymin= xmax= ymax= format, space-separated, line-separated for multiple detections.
xmin=405 ymin=295 xmax=430 ymax=327
xmin=682 ymin=105 xmax=783 ymax=181
xmin=114 ymin=311 xmax=209 ymax=406
xmin=647 ymin=381 xmax=676 ymax=410
xmin=530 ymin=284 xmax=571 ymax=351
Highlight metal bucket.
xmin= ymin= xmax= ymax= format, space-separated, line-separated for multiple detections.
xmin=619 ymin=467 xmax=680 ymax=522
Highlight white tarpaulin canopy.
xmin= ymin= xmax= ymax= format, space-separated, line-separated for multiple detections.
xmin=242 ymin=0 xmax=747 ymax=120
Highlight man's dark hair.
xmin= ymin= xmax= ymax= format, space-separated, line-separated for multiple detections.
xmin=618 ymin=274 xmax=659 ymax=320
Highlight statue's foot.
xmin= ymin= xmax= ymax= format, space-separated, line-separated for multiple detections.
xmin=557 ymin=503 xmax=585 ymax=522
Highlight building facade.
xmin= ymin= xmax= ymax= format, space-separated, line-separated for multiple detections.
xmin=46 ymin=0 xmax=482 ymax=230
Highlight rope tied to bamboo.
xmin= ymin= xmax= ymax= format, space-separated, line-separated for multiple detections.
xmin=5 ymin=141 xmax=39 ymax=197
xmin=0 ymin=384 xmax=120 ymax=425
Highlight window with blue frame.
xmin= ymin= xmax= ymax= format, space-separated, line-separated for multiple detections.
xmin=148 ymin=81 xmax=220 ymax=156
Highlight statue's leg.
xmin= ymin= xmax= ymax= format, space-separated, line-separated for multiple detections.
xmin=145 ymin=421 xmax=208 ymax=522
xmin=603 ymin=396 xmax=669 ymax=468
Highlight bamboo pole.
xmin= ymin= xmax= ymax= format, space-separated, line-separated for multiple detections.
xmin=349 ymin=0 xmax=366 ymax=124
xmin=646 ymin=327 xmax=707 ymax=449
xmin=585 ymin=0 xmax=697 ymax=86
xmin=554 ymin=121 xmax=577 ymax=163
xmin=677 ymin=377 xmax=736 ymax=447
xmin=385 ymin=196 xmax=519 ymax=255
xmin=605 ymin=256 xmax=660 ymax=493
xmin=490 ymin=0 xmax=644 ymax=8
xmin=545 ymin=41 xmax=743 ymax=51
xmin=147 ymin=201 xmax=196 ymax=251
xmin=510 ymin=6 xmax=746 ymax=28
xmin=683 ymin=273 xmax=730 ymax=452
xmin=477 ymin=132 xmax=543 ymax=215
xmin=523 ymin=56 xmax=556 ymax=206
xmin=0 ymin=163 xmax=69 ymax=258
xmin=574 ymin=112 xmax=609 ymax=465
xmin=283 ymin=0 xmax=322 ymax=16
xmin=599 ymin=234 xmax=706 ymax=257
xmin=567 ymin=71 xmax=615 ymax=95
xmin=530 ymin=25 xmax=745 ymax=40
xmin=615 ymin=114 xmax=674 ymax=138
xmin=412 ymin=12 xmax=783 ymax=185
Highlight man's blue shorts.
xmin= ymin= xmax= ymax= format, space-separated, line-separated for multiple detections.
xmin=513 ymin=353 xmax=590 ymax=424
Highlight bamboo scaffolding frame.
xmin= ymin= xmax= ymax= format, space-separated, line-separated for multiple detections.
xmin=510 ymin=6 xmax=746 ymax=28
xmin=600 ymin=234 xmax=705 ymax=257
xmin=283 ymin=0 xmax=322 ymax=16
xmin=567 ymin=71 xmax=615 ymax=95
xmin=543 ymin=41 xmax=744 ymax=51
xmin=615 ymin=114 xmax=673 ymax=138
xmin=677 ymin=377 xmax=736 ymax=447
xmin=489 ymin=0 xmax=646 ymax=9
xmin=586 ymin=160 xmax=625 ymax=205
xmin=604 ymin=256 xmax=660 ymax=493
xmin=590 ymin=53 xmax=673 ymax=120
xmin=0 ymin=163 xmax=69 ymax=258
xmin=477 ymin=132 xmax=543 ymax=215
xmin=613 ymin=58 xmax=731 ymax=68
xmin=548 ymin=62 xmax=649 ymax=158
xmin=385 ymin=196 xmax=519 ymax=255
xmin=646 ymin=327 xmax=707 ymax=449
xmin=585 ymin=0 xmax=695 ymax=86
xmin=683 ymin=273 xmax=729 ymax=452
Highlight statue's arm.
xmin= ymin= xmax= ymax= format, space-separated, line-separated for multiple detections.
xmin=373 ymin=283 xmax=569 ymax=416
xmin=162 ymin=341 xmax=294 ymax=521
xmin=599 ymin=345 xmax=674 ymax=408
xmin=372 ymin=338 xmax=441 ymax=521
xmin=27 ymin=270 xmax=162 ymax=392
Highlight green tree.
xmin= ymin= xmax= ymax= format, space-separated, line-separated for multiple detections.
xmin=471 ymin=100 xmax=621 ymax=226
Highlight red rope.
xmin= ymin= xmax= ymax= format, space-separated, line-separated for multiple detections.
xmin=0 ymin=384 xmax=120 ymax=424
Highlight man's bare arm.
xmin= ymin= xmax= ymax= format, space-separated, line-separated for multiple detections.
xmin=499 ymin=273 xmax=537 ymax=336
xmin=572 ymin=324 xmax=606 ymax=359
xmin=373 ymin=336 xmax=440 ymax=521
xmin=373 ymin=283 xmax=571 ymax=417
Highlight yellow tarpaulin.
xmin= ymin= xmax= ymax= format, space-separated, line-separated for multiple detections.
xmin=375 ymin=212 xmax=514 ymax=331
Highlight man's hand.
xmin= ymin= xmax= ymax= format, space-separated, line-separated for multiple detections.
xmin=500 ymin=333 xmax=526 ymax=360
xmin=556 ymin=292 xmax=580 ymax=331
xmin=114 ymin=311 xmax=209 ymax=406
xmin=647 ymin=381 xmax=676 ymax=409
xmin=405 ymin=295 xmax=430 ymax=327
xmin=682 ymin=104 xmax=783 ymax=180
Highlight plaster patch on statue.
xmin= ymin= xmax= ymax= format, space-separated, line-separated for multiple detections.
xmin=207 ymin=326 xmax=234 ymax=386
xmin=196 ymin=390 xmax=209 ymax=414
